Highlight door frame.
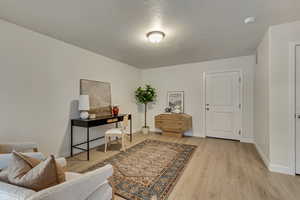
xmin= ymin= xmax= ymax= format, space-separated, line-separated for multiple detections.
xmin=288 ymin=42 xmax=300 ymax=175
xmin=202 ymin=69 xmax=243 ymax=140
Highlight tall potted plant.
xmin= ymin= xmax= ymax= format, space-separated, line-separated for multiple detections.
xmin=135 ymin=85 xmax=157 ymax=134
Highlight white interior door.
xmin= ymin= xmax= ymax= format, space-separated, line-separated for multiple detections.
xmin=295 ymin=45 xmax=300 ymax=174
xmin=205 ymin=71 xmax=241 ymax=140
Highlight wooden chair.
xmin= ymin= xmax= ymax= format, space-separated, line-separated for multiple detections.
xmin=105 ymin=115 xmax=129 ymax=152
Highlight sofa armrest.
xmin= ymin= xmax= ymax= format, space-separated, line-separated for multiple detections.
xmin=28 ymin=164 xmax=114 ymax=200
xmin=0 ymin=143 xmax=38 ymax=153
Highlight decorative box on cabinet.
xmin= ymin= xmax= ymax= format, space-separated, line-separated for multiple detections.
xmin=155 ymin=113 xmax=192 ymax=137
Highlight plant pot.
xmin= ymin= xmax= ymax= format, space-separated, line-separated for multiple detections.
xmin=142 ymin=127 xmax=149 ymax=134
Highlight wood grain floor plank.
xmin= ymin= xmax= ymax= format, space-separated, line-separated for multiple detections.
xmin=67 ymin=133 xmax=300 ymax=200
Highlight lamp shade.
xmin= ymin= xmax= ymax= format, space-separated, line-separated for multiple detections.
xmin=79 ymin=95 xmax=90 ymax=111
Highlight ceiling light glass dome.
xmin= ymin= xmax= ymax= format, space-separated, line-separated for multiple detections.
xmin=147 ymin=31 xmax=165 ymax=43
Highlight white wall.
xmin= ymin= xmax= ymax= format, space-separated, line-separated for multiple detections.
xmin=254 ymin=20 xmax=300 ymax=174
xmin=268 ymin=21 xmax=300 ymax=171
xmin=141 ymin=56 xmax=255 ymax=140
xmin=2 ymin=13 xmax=300 ymax=176
xmin=0 ymin=19 xmax=141 ymax=157
xmin=254 ymin=30 xmax=270 ymax=164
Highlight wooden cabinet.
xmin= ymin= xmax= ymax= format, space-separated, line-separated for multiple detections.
xmin=155 ymin=113 xmax=192 ymax=137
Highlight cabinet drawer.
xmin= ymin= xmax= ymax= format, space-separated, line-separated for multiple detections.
xmin=155 ymin=120 xmax=164 ymax=127
xmin=155 ymin=114 xmax=183 ymax=121
xmin=155 ymin=113 xmax=192 ymax=134
xmin=156 ymin=120 xmax=184 ymax=130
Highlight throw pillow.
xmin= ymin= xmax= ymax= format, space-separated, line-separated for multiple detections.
xmin=0 ymin=152 xmax=65 ymax=191
xmin=0 ymin=168 xmax=9 ymax=182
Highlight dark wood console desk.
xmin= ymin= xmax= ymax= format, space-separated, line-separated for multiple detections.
xmin=71 ymin=114 xmax=132 ymax=160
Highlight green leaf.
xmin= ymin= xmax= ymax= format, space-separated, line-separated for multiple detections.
xmin=134 ymin=84 xmax=157 ymax=104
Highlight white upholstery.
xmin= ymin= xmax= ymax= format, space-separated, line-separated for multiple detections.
xmin=0 ymin=152 xmax=44 ymax=170
xmin=0 ymin=143 xmax=38 ymax=154
xmin=0 ymin=153 xmax=66 ymax=171
xmin=105 ymin=115 xmax=129 ymax=153
xmin=65 ymin=172 xmax=82 ymax=180
xmin=105 ymin=128 xmax=123 ymax=135
xmin=0 ymin=142 xmax=41 ymax=170
xmin=27 ymin=165 xmax=113 ymax=200
xmin=0 ymin=181 xmax=35 ymax=200
xmin=0 ymin=154 xmax=113 ymax=200
xmin=86 ymin=181 xmax=112 ymax=200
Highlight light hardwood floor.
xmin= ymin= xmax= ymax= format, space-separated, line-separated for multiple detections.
xmin=67 ymin=133 xmax=300 ymax=200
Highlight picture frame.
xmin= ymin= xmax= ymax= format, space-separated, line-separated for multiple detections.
xmin=167 ymin=91 xmax=184 ymax=113
xmin=80 ymin=79 xmax=112 ymax=116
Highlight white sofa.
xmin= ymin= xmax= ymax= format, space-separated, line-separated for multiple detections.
xmin=0 ymin=153 xmax=113 ymax=200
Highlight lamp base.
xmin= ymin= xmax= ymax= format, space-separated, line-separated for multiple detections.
xmin=80 ymin=111 xmax=89 ymax=119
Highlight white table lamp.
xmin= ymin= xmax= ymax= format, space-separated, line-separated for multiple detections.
xmin=79 ymin=95 xmax=90 ymax=119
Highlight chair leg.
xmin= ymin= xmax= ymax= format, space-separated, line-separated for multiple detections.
xmin=122 ymin=135 xmax=126 ymax=152
xmin=121 ymin=136 xmax=123 ymax=152
xmin=105 ymin=135 xmax=107 ymax=153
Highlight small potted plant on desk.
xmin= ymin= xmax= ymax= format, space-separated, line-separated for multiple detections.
xmin=135 ymin=85 xmax=157 ymax=134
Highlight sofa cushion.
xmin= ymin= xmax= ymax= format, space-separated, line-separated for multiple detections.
xmin=0 ymin=152 xmax=65 ymax=191
xmin=0 ymin=168 xmax=9 ymax=182
xmin=86 ymin=181 xmax=112 ymax=200
xmin=27 ymin=165 xmax=113 ymax=200
xmin=65 ymin=172 xmax=82 ymax=181
xmin=0 ymin=181 xmax=36 ymax=200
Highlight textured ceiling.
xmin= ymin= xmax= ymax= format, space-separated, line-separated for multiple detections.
xmin=0 ymin=0 xmax=300 ymax=68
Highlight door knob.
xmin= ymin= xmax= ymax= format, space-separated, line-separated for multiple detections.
xmin=206 ymin=108 xmax=209 ymax=111
xmin=297 ymin=114 xmax=300 ymax=119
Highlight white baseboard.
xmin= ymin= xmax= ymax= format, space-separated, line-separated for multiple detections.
xmin=240 ymin=137 xmax=254 ymax=143
xmin=254 ymin=142 xmax=270 ymax=169
xmin=254 ymin=142 xmax=294 ymax=175
xmin=268 ymin=163 xmax=294 ymax=175
xmin=60 ymin=151 xmax=71 ymax=158
xmin=131 ymin=128 xmax=141 ymax=134
xmin=149 ymin=129 xmax=162 ymax=133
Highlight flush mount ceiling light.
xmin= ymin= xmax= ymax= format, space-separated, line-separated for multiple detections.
xmin=244 ymin=17 xmax=256 ymax=24
xmin=146 ymin=31 xmax=165 ymax=43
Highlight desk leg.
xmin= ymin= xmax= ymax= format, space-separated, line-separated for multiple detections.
xmin=130 ymin=118 xmax=132 ymax=142
xmin=71 ymin=125 xmax=73 ymax=157
xmin=87 ymin=127 xmax=90 ymax=161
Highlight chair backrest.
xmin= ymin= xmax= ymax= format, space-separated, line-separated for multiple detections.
xmin=121 ymin=115 xmax=129 ymax=130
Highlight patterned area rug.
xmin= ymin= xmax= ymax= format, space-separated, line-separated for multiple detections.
xmin=81 ymin=139 xmax=196 ymax=200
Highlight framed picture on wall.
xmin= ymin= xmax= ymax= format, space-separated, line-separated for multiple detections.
xmin=167 ymin=91 xmax=184 ymax=113
xmin=80 ymin=79 xmax=112 ymax=116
